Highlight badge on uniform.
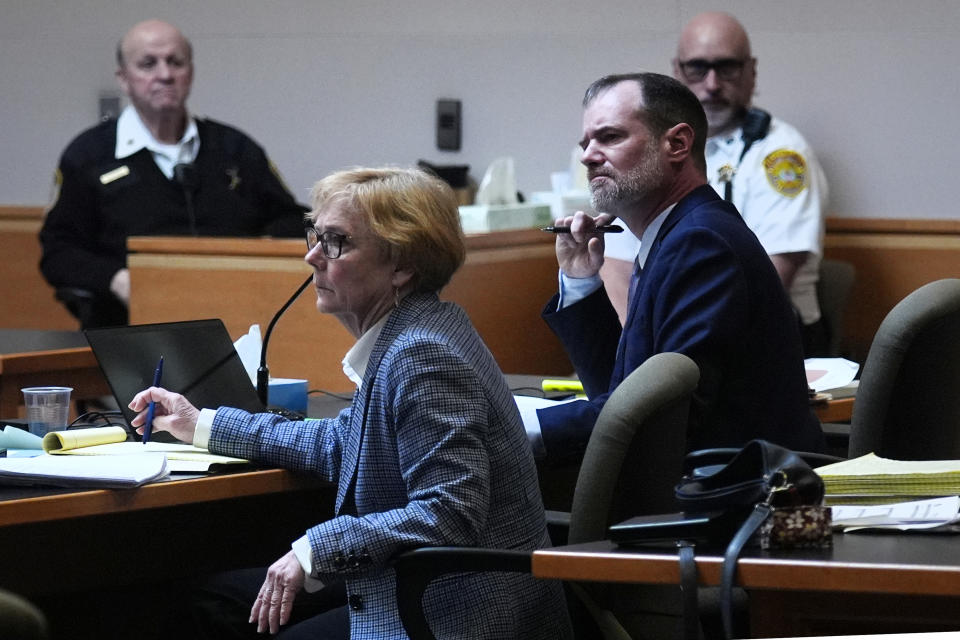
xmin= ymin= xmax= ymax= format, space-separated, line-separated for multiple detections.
xmin=763 ymin=150 xmax=807 ymax=197
xmin=717 ymin=164 xmax=737 ymax=184
xmin=99 ymin=165 xmax=131 ymax=185
xmin=226 ymin=167 xmax=242 ymax=190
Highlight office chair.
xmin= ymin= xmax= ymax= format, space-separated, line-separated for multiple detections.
xmin=0 ymin=589 xmax=48 ymax=640
xmin=816 ymin=258 xmax=856 ymax=356
xmin=848 ymin=278 xmax=960 ymax=459
xmin=393 ymin=352 xmax=700 ymax=640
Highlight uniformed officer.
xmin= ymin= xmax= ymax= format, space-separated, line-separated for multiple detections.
xmin=40 ymin=19 xmax=307 ymax=327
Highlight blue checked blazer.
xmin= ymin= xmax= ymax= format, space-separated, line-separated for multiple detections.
xmin=539 ymin=185 xmax=825 ymax=462
xmin=209 ymin=292 xmax=571 ymax=639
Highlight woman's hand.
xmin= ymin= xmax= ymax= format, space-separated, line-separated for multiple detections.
xmin=249 ymin=550 xmax=305 ymax=634
xmin=128 ymin=387 xmax=200 ymax=443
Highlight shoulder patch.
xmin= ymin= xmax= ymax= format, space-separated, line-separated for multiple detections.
xmin=48 ymin=168 xmax=63 ymax=210
xmin=763 ymin=149 xmax=807 ymax=197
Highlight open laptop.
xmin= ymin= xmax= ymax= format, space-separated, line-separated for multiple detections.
xmin=84 ymin=319 xmax=264 ymax=427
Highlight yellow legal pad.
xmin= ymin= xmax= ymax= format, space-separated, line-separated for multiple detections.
xmin=42 ymin=426 xmax=248 ymax=473
xmin=816 ymin=453 xmax=960 ymax=505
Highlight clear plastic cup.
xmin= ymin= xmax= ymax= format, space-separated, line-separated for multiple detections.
xmin=21 ymin=386 xmax=73 ymax=436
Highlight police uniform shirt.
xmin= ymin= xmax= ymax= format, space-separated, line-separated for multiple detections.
xmin=706 ymin=116 xmax=828 ymax=325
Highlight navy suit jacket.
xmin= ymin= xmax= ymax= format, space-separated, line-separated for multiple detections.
xmin=540 ymin=185 xmax=824 ymax=462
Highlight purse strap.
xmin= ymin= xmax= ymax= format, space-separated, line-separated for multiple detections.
xmin=677 ymin=541 xmax=699 ymax=640
xmin=721 ymin=503 xmax=772 ymax=639
xmin=677 ymin=503 xmax=773 ymax=640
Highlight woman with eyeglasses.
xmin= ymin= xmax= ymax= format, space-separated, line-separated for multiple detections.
xmin=129 ymin=167 xmax=571 ymax=639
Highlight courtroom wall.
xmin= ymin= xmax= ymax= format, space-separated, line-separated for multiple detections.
xmin=1 ymin=0 xmax=958 ymax=219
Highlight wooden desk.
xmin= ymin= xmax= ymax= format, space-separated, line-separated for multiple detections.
xmin=533 ymin=536 xmax=960 ymax=636
xmin=128 ymin=232 xmax=572 ymax=394
xmin=813 ymin=395 xmax=854 ymax=423
xmin=0 ymin=329 xmax=111 ymax=418
xmin=0 ymin=468 xmax=321 ymax=528
xmin=0 ymin=469 xmax=332 ymax=597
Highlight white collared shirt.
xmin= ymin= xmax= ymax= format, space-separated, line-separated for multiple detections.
xmin=340 ymin=314 xmax=390 ymax=390
xmin=115 ymin=105 xmax=199 ymax=179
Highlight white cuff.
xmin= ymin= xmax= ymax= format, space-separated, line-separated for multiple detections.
xmin=558 ymin=271 xmax=603 ymax=310
xmin=292 ymin=535 xmax=325 ymax=593
xmin=193 ymin=408 xmax=217 ymax=449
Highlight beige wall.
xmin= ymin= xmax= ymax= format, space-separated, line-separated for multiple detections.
xmin=1 ymin=1 xmax=959 ymax=220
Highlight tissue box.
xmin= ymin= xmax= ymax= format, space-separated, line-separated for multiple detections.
xmin=268 ymin=378 xmax=308 ymax=413
xmin=529 ymin=190 xmax=595 ymax=220
xmin=458 ymin=203 xmax=552 ymax=233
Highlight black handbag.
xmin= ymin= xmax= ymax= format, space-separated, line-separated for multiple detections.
xmin=674 ymin=440 xmax=828 ymax=640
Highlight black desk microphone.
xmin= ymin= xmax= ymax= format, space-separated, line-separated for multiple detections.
xmin=173 ymin=163 xmax=200 ymax=235
xmin=257 ymin=274 xmax=314 ymax=406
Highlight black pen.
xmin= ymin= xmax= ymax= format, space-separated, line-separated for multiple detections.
xmin=143 ymin=355 xmax=163 ymax=444
xmin=541 ymin=224 xmax=624 ymax=234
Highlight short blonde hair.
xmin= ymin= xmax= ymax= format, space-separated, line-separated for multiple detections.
xmin=310 ymin=167 xmax=465 ymax=292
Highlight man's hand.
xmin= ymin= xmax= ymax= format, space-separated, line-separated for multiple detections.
xmin=554 ymin=211 xmax=616 ymax=279
xmin=110 ymin=268 xmax=131 ymax=305
xmin=250 ymin=550 xmax=306 ymax=635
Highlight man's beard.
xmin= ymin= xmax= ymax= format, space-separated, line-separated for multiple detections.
xmin=702 ymin=102 xmax=747 ymax=136
xmin=589 ymin=148 xmax=664 ymax=215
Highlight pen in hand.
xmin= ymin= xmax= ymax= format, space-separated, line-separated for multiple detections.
xmin=541 ymin=224 xmax=624 ymax=234
xmin=143 ymin=355 xmax=164 ymax=444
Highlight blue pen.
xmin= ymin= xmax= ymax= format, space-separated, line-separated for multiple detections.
xmin=143 ymin=355 xmax=164 ymax=444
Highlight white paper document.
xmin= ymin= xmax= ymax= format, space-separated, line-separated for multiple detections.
xmin=831 ymin=496 xmax=960 ymax=532
xmin=805 ymin=358 xmax=860 ymax=392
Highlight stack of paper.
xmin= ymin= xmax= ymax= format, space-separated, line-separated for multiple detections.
xmin=831 ymin=496 xmax=960 ymax=532
xmin=816 ymin=453 xmax=960 ymax=505
xmin=0 ymin=452 xmax=169 ymax=488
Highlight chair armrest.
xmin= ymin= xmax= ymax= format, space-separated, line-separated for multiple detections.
xmin=393 ymin=547 xmax=532 ymax=640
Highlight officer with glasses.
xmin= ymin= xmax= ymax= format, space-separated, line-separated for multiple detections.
xmin=603 ymin=11 xmax=830 ymax=356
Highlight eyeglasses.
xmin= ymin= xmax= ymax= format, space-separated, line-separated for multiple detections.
xmin=677 ymin=58 xmax=748 ymax=83
xmin=305 ymin=226 xmax=351 ymax=259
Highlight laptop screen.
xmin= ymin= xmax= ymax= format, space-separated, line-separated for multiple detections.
xmin=85 ymin=319 xmax=264 ymax=426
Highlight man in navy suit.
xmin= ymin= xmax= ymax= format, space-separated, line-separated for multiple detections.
xmin=533 ymin=73 xmax=824 ymax=463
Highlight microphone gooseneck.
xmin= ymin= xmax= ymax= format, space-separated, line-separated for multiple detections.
xmin=173 ymin=163 xmax=200 ymax=235
xmin=256 ymin=274 xmax=314 ymax=406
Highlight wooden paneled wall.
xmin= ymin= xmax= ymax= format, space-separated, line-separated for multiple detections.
xmin=125 ymin=233 xmax=571 ymax=392
xmin=0 ymin=206 xmax=76 ymax=330
xmin=4 ymin=205 xmax=959 ymax=373
xmin=824 ymin=218 xmax=960 ymax=363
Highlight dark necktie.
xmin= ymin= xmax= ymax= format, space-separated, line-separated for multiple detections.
xmin=627 ymin=256 xmax=643 ymax=309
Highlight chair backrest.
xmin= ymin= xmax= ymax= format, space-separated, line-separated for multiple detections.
xmin=817 ymin=258 xmax=856 ymax=356
xmin=567 ymin=352 xmax=700 ymax=545
xmin=848 ymin=278 xmax=960 ymax=459
xmin=0 ymin=589 xmax=48 ymax=640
